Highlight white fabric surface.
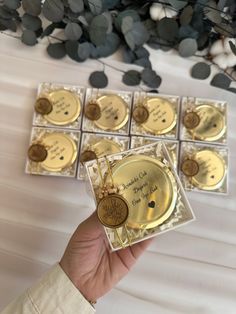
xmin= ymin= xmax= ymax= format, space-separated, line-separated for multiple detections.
xmin=0 ymin=34 xmax=236 ymax=313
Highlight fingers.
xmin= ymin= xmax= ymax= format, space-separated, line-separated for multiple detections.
xmin=73 ymin=211 xmax=104 ymax=241
xmin=129 ymin=237 xmax=153 ymax=259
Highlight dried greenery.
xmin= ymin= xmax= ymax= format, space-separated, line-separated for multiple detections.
xmin=0 ymin=0 xmax=236 ymax=92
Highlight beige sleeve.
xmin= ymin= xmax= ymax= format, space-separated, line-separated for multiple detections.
xmin=1 ymin=264 xmax=96 ymax=314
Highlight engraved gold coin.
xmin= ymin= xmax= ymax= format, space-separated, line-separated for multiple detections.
xmin=35 ymin=98 xmax=53 ymax=115
xmin=97 ymin=194 xmax=129 ymax=228
xmin=105 ymin=155 xmax=177 ymax=229
xmin=42 ymin=89 xmax=81 ymax=125
xmin=191 ymin=150 xmax=226 ymax=190
xmin=141 ymin=97 xmax=177 ymax=135
xmin=93 ymin=139 xmax=121 ymax=157
xmin=84 ymin=102 xmax=101 ymax=121
xmin=80 ymin=150 xmax=97 ymax=164
xmin=183 ymin=111 xmax=200 ymax=129
xmin=40 ymin=133 xmax=77 ymax=172
xmin=181 ymin=159 xmax=199 ymax=177
xmin=132 ymin=105 xmax=149 ymax=124
xmin=28 ymin=144 xmax=48 ymax=162
xmin=93 ymin=94 xmax=129 ymax=131
xmin=188 ymin=104 xmax=226 ymax=141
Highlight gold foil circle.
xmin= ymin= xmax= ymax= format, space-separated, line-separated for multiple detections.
xmin=40 ymin=133 xmax=77 ymax=172
xmin=189 ymin=104 xmax=226 ymax=141
xmin=92 ymin=139 xmax=121 ymax=157
xmin=191 ymin=149 xmax=226 ymax=190
xmin=141 ymin=97 xmax=177 ymax=135
xmin=97 ymin=194 xmax=129 ymax=228
xmin=93 ymin=95 xmax=129 ymax=130
xmin=43 ymin=89 xmax=81 ymax=125
xmin=105 ymin=155 xmax=177 ymax=229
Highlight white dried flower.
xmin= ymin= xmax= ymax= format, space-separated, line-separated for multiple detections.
xmin=210 ymin=38 xmax=236 ymax=70
xmin=150 ymin=3 xmax=177 ymax=21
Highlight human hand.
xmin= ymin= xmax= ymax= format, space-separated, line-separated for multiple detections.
xmin=60 ymin=212 xmax=152 ymax=303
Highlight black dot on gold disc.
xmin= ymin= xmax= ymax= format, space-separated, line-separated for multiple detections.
xmin=35 ymin=98 xmax=53 ymax=115
xmin=80 ymin=150 xmax=97 ymax=164
xmin=183 ymin=111 xmax=200 ymax=129
xmin=181 ymin=159 xmax=199 ymax=177
xmin=28 ymin=144 xmax=48 ymax=162
xmin=84 ymin=102 xmax=101 ymax=121
xmin=132 ymin=105 xmax=149 ymax=124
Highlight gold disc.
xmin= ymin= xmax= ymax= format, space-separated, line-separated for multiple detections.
xmin=35 ymin=98 xmax=53 ymax=115
xmin=80 ymin=150 xmax=97 ymax=164
xmin=93 ymin=95 xmax=129 ymax=130
xmin=183 ymin=111 xmax=200 ymax=129
xmin=97 ymin=194 xmax=129 ymax=228
xmin=188 ymin=104 xmax=226 ymax=141
xmin=43 ymin=89 xmax=81 ymax=125
xmin=191 ymin=150 xmax=226 ymax=191
xmin=28 ymin=144 xmax=48 ymax=162
xmin=84 ymin=102 xmax=101 ymax=121
xmin=105 ymin=155 xmax=177 ymax=229
xmin=141 ymin=97 xmax=177 ymax=135
xmin=132 ymin=105 xmax=149 ymax=124
xmin=92 ymin=139 xmax=122 ymax=157
xmin=40 ymin=133 xmax=78 ymax=172
xmin=181 ymin=159 xmax=199 ymax=177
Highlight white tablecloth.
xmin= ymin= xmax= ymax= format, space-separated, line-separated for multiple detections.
xmin=0 ymin=34 xmax=236 ymax=313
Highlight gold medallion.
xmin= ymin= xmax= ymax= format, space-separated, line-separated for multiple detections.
xmin=28 ymin=144 xmax=48 ymax=162
xmin=40 ymin=133 xmax=77 ymax=172
xmin=132 ymin=105 xmax=149 ymax=124
xmin=187 ymin=104 xmax=226 ymax=141
xmin=97 ymin=194 xmax=129 ymax=228
xmin=41 ymin=89 xmax=81 ymax=125
xmin=105 ymin=155 xmax=177 ymax=229
xmin=141 ymin=97 xmax=177 ymax=135
xmin=190 ymin=150 xmax=226 ymax=190
xmin=181 ymin=159 xmax=199 ymax=177
xmin=84 ymin=102 xmax=101 ymax=121
xmin=35 ymin=98 xmax=53 ymax=115
xmin=183 ymin=111 xmax=200 ymax=129
xmin=93 ymin=94 xmax=129 ymax=130
xmin=80 ymin=150 xmax=97 ymax=164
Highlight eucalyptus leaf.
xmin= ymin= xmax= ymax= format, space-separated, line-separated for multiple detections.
xmin=96 ymin=32 xmax=120 ymax=57
xmin=77 ymin=42 xmax=91 ymax=61
xmin=115 ymin=9 xmax=140 ymax=32
xmin=141 ymin=68 xmax=162 ymax=88
xmin=204 ymin=1 xmax=222 ymax=24
xmin=134 ymin=57 xmax=152 ymax=68
xmin=89 ymin=15 xmax=108 ymax=46
xmin=134 ymin=47 xmax=149 ymax=59
xmin=65 ymin=22 xmax=82 ymax=40
xmin=122 ymin=70 xmax=141 ymax=86
xmin=124 ymin=21 xmax=149 ymax=50
xmin=4 ymin=0 xmax=21 ymax=10
xmin=0 ymin=18 xmax=17 ymax=31
xmin=47 ymin=42 xmax=66 ymax=59
xmin=21 ymin=29 xmax=38 ymax=46
xmin=65 ymin=40 xmax=80 ymax=61
xmin=89 ymin=71 xmax=108 ymax=88
xmin=168 ymin=0 xmax=188 ymax=10
xmin=210 ymin=73 xmax=231 ymax=89
xmin=68 ymin=0 xmax=84 ymax=13
xmin=180 ymin=5 xmax=193 ymax=26
xmin=22 ymin=14 xmax=42 ymax=31
xmin=42 ymin=0 xmax=64 ymax=23
xmin=0 ymin=6 xmax=14 ymax=19
xmin=123 ymin=47 xmax=135 ymax=63
xmin=88 ymin=0 xmax=103 ymax=15
xmin=22 ymin=0 xmax=41 ymax=16
xmin=228 ymin=87 xmax=236 ymax=94
xmin=229 ymin=41 xmax=236 ymax=56
xmin=191 ymin=62 xmax=211 ymax=80
xmin=158 ymin=17 xmax=178 ymax=42
xmin=179 ymin=38 xmax=198 ymax=57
